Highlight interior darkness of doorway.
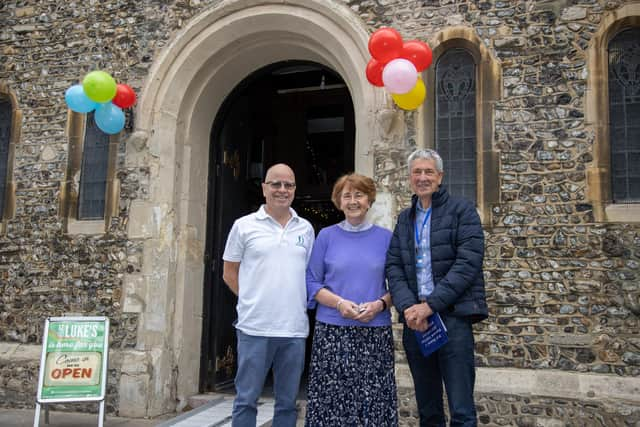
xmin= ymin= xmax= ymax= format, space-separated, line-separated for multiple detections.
xmin=200 ymin=60 xmax=356 ymax=392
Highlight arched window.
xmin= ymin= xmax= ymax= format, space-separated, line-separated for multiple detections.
xmin=608 ymin=28 xmax=640 ymax=203
xmin=0 ymin=98 xmax=11 ymax=218
xmin=585 ymin=3 xmax=640 ymax=222
xmin=78 ymin=112 xmax=110 ymax=219
xmin=0 ymin=83 xmax=20 ymax=228
xmin=421 ymin=29 xmax=501 ymax=225
xmin=435 ymin=48 xmax=477 ymax=202
xmin=62 ymin=111 xmax=119 ymax=233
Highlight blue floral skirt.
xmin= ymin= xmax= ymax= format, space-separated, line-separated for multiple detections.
xmin=304 ymin=321 xmax=398 ymax=427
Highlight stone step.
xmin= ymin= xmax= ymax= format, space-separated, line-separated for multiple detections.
xmin=157 ymin=393 xmax=272 ymax=427
xmin=187 ymin=393 xmax=230 ymax=410
xmin=159 ymin=393 xmax=307 ymax=427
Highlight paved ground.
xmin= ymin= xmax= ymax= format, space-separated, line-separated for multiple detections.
xmin=2 ymin=394 xmax=305 ymax=427
xmin=0 ymin=407 xmax=172 ymax=426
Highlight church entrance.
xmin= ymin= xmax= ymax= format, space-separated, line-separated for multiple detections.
xmin=200 ymin=60 xmax=355 ymax=391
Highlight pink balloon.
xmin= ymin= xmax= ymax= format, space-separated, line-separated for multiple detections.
xmin=382 ymin=58 xmax=418 ymax=94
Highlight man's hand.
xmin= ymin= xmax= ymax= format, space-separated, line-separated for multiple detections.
xmin=404 ymin=302 xmax=434 ymax=332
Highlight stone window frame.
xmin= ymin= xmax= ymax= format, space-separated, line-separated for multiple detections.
xmin=585 ymin=3 xmax=640 ymax=223
xmin=421 ymin=27 xmax=501 ymax=226
xmin=0 ymin=82 xmax=21 ymax=235
xmin=60 ymin=110 xmax=120 ymax=234
xmin=433 ymin=47 xmax=478 ymax=203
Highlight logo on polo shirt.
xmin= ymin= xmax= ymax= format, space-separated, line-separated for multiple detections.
xmin=296 ymin=235 xmax=305 ymax=247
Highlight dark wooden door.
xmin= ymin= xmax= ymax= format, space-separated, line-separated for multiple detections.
xmin=201 ymin=62 xmax=354 ymax=391
xmin=201 ymin=94 xmax=262 ymax=390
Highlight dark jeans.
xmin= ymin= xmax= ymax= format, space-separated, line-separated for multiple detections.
xmin=402 ymin=315 xmax=477 ymax=427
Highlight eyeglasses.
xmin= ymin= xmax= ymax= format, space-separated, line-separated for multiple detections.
xmin=265 ymin=181 xmax=296 ymax=190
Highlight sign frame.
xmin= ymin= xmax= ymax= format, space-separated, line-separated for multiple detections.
xmin=33 ymin=316 xmax=110 ymax=427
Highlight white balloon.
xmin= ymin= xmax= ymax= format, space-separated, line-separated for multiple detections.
xmin=382 ymin=58 xmax=418 ymax=94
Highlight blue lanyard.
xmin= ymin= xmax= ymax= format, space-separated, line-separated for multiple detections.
xmin=414 ymin=207 xmax=432 ymax=247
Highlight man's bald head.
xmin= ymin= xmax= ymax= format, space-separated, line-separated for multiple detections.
xmin=264 ymin=163 xmax=295 ymax=183
xmin=262 ymin=163 xmax=296 ymax=215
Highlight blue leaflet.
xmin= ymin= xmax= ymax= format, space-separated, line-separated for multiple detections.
xmin=414 ymin=313 xmax=448 ymax=357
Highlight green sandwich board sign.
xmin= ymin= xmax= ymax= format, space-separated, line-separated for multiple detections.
xmin=34 ymin=317 xmax=110 ymax=427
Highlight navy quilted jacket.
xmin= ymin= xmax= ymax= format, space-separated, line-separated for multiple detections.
xmin=385 ymin=187 xmax=488 ymax=323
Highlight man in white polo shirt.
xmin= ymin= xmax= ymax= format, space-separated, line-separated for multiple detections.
xmin=222 ymin=163 xmax=314 ymax=427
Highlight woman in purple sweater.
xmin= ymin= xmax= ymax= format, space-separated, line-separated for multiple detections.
xmin=305 ymin=173 xmax=398 ymax=426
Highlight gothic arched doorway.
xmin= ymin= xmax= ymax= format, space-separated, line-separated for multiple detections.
xmin=200 ymin=60 xmax=355 ymax=391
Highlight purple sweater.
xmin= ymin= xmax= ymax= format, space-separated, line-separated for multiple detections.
xmin=306 ymin=224 xmax=393 ymax=327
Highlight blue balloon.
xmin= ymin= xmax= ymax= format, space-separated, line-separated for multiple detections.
xmin=94 ymin=102 xmax=125 ymax=135
xmin=65 ymin=84 xmax=98 ymax=113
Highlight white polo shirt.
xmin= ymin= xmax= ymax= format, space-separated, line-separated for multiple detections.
xmin=223 ymin=205 xmax=315 ymax=338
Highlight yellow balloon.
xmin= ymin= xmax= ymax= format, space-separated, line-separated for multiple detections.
xmin=392 ymin=79 xmax=426 ymax=110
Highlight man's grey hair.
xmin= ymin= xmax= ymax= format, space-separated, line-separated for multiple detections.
xmin=407 ymin=149 xmax=444 ymax=173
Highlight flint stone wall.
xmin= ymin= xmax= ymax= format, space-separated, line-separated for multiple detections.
xmin=0 ymin=0 xmax=638 ymax=422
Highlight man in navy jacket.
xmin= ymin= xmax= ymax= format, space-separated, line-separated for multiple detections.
xmin=386 ymin=149 xmax=488 ymax=427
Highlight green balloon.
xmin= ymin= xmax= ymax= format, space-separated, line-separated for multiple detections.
xmin=82 ymin=71 xmax=117 ymax=103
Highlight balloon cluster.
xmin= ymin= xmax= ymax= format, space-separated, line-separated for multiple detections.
xmin=64 ymin=70 xmax=137 ymax=135
xmin=366 ymin=28 xmax=433 ymax=110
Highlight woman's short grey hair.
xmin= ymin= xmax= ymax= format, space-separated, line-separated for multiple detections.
xmin=407 ymin=149 xmax=444 ymax=173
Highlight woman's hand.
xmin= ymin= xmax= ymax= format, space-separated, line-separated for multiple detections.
xmin=353 ymin=299 xmax=384 ymax=323
xmin=336 ymin=298 xmax=360 ymax=319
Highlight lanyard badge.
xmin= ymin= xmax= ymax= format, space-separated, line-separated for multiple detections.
xmin=414 ymin=207 xmax=432 ymax=251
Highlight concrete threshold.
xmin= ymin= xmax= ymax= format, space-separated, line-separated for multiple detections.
xmin=157 ymin=394 xmax=274 ymax=427
xmin=158 ymin=392 xmax=308 ymax=427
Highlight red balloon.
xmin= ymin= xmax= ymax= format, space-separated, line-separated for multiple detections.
xmin=400 ymin=40 xmax=433 ymax=72
xmin=368 ymin=27 xmax=403 ymax=63
xmin=112 ymin=84 xmax=137 ymax=109
xmin=366 ymin=58 xmax=385 ymax=87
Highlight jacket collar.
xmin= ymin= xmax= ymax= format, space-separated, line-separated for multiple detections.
xmin=410 ymin=186 xmax=448 ymax=218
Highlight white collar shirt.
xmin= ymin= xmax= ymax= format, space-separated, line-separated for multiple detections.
xmin=223 ymin=205 xmax=315 ymax=337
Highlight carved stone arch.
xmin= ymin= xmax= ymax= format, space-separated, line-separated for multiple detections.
xmin=420 ymin=27 xmax=501 ymax=225
xmin=0 ymin=82 xmax=22 ymax=230
xmin=123 ymin=0 xmax=384 ymax=416
xmin=585 ymin=3 xmax=640 ymax=222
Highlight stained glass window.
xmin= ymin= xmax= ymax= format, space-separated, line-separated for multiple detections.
xmin=435 ymin=48 xmax=477 ymax=202
xmin=78 ymin=112 xmax=109 ymax=219
xmin=0 ymin=99 xmax=11 ymax=217
xmin=609 ymin=28 xmax=640 ymax=203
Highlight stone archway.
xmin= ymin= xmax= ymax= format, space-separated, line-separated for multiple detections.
xmin=122 ymin=0 xmax=385 ymax=416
